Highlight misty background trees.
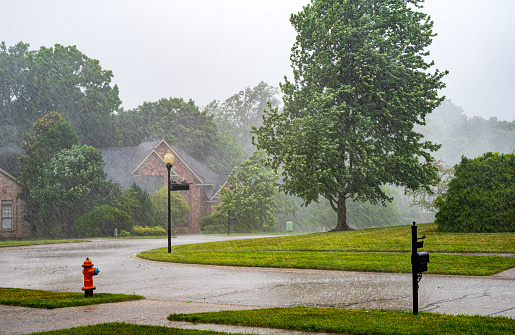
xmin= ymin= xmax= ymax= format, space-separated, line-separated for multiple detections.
xmin=1 ymin=0 xmax=514 ymax=238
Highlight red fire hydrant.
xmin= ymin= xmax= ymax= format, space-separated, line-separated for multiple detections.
xmin=82 ymin=258 xmax=99 ymax=297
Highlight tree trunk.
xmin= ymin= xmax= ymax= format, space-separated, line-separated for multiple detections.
xmin=330 ymin=196 xmax=353 ymax=231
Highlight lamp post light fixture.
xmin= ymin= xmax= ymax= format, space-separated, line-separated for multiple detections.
xmin=164 ymin=150 xmax=175 ymax=253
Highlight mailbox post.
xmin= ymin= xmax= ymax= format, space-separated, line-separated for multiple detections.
xmin=411 ymin=221 xmax=429 ymax=315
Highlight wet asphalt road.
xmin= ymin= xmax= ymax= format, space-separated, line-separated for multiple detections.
xmin=0 ymin=236 xmax=514 ymax=333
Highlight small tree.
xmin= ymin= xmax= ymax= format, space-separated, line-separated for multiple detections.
xmin=125 ymin=183 xmax=156 ymax=226
xmin=150 ymin=186 xmax=190 ymax=229
xmin=27 ymin=145 xmax=121 ymax=237
xmin=435 ymin=152 xmax=515 ymax=232
xmin=217 ymin=150 xmax=286 ymax=232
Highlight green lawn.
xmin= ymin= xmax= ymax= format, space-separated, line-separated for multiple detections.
xmin=0 ymin=288 xmax=144 ymax=309
xmin=169 ymin=306 xmax=515 ymax=335
xmin=0 ymin=239 xmax=90 ymax=248
xmin=139 ymin=223 xmax=515 ymax=276
xmin=32 ymin=323 xmax=234 ymax=335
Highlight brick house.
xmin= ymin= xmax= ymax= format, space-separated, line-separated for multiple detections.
xmin=0 ymin=168 xmax=30 ymax=238
xmin=100 ymin=139 xmax=227 ymax=234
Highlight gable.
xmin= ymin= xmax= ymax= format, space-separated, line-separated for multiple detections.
xmin=98 ymin=139 xmax=227 ymax=198
xmin=0 ymin=168 xmax=21 ymax=199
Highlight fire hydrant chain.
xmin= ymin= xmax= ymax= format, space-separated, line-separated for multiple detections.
xmin=82 ymin=258 xmax=99 ymax=297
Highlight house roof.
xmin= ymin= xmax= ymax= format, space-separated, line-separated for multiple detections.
xmin=99 ymin=140 xmax=227 ymax=200
xmin=0 ymin=167 xmax=18 ymax=184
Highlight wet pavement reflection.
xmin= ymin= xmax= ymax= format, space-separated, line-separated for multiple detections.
xmin=0 ymin=236 xmax=513 ymax=333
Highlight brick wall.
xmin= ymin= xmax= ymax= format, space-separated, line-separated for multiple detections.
xmin=0 ymin=171 xmax=30 ymax=238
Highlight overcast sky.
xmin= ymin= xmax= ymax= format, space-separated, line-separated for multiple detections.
xmin=1 ymin=0 xmax=514 ymax=121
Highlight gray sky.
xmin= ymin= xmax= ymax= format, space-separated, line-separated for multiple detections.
xmin=1 ymin=0 xmax=514 ymax=121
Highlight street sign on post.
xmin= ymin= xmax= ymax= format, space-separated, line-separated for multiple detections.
xmin=170 ymin=181 xmax=190 ymax=191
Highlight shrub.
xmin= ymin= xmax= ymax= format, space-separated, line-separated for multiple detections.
xmin=118 ymin=230 xmax=132 ymax=237
xmin=200 ymin=211 xmax=227 ymax=229
xmin=75 ymin=205 xmax=134 ymax=237
xmin=133 ymin=225 xmax=166 ymax=236
xmin=435 ymin=152 xmax=514 ymax=232
xmin=202 ymin=224 xmax=228 ymax=235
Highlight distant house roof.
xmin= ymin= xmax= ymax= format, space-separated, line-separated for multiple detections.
xmin=98 ymin=140 xmax=227 ymax=199
xmin=0 ymin=167 xmax=18 ymax=184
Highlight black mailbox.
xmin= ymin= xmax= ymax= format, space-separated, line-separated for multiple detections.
xmin=416 ymin=251 xmax=429 ymax=273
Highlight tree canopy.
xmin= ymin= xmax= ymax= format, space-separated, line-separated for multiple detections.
xmin=26 ymin=145 xmax=121 ymax=237
xmin=420 ymin=99 xmax=515 ymax=165
xmin=0 ymin=42 xmax=121 ymax=149
xmin=253 ymin=0 xmax=447 ymax=231
xmin=116 ymin=97 xmax=242 ymax=173
xmin=216 ymin=150 xmax=289 ymax=232
xmin=205 ymin=82 xmax=280 ymax=157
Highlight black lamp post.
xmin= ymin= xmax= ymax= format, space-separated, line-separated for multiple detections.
xmin=164 ymin=150 xmax=175 ymax=253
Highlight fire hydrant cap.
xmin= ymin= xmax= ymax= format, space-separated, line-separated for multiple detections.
xmin=82 ymin=258 xmax=93 ymax=267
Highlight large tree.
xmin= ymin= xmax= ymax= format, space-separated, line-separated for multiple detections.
xmin=253 ymin=0 xmax=447 ymax=231
xmin=0 ymin=42 xmax=121 ymax=150
xmin=17 ymin=113 xmax=79 ymax=225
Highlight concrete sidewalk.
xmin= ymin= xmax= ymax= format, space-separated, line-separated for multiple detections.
xmin=0 ymin=299 xmax=332 ymax=335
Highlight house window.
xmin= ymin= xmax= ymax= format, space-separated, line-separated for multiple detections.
xmin=1 ymin=202 xmax=13 ymax=231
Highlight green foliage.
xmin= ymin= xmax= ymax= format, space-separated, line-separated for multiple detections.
xmin=116 ymin=97 xmax=242 ymax=173
xmin=132 ymin=225 xmax=166 ymax=236
xmin=217 ymin=150 xmax=287 ymax=232
xmin=126 ymin=183 xmax=156 ymax=226
xmin=200 ymin=210 xmax=228 ymax=234
xmin=18 ymin=113 xmax=79 ymax=188
xmin=436 ymin=152 xmax=515 ymax=232
xmin=253 ymin=0 xmax=446 ymax=231
xmin=201 ymin=224 xmax=228 ymax=235
xmin=0 ymin=42 xmax=121 ymax=149
xmin=75 ymin=204 xmax=134 ymax=237
xmin=26 ymin=145 xmax=121 ymax=237
xmin=205 ymin=81 xmax=280 ymax=157
xmin=150 ymin=186 xmax=191 ymax=229
xmin=118 ymin=230 xmax=132 ymax=238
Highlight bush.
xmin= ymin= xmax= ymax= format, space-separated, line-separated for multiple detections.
xmin=202 ymin=224 xmax=228 ymax=235
xmin=75 ymin=205 xmax=134 ymax=237
xmin=118 ymin=230 xmax=132 ymax=237
xmin=133 ymin=225 xmax=166 ymax=236
xmin=435 ymin=152 xmax=515 ymax=232
xmin=200 ymin=211 xmax=227 ymax=229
